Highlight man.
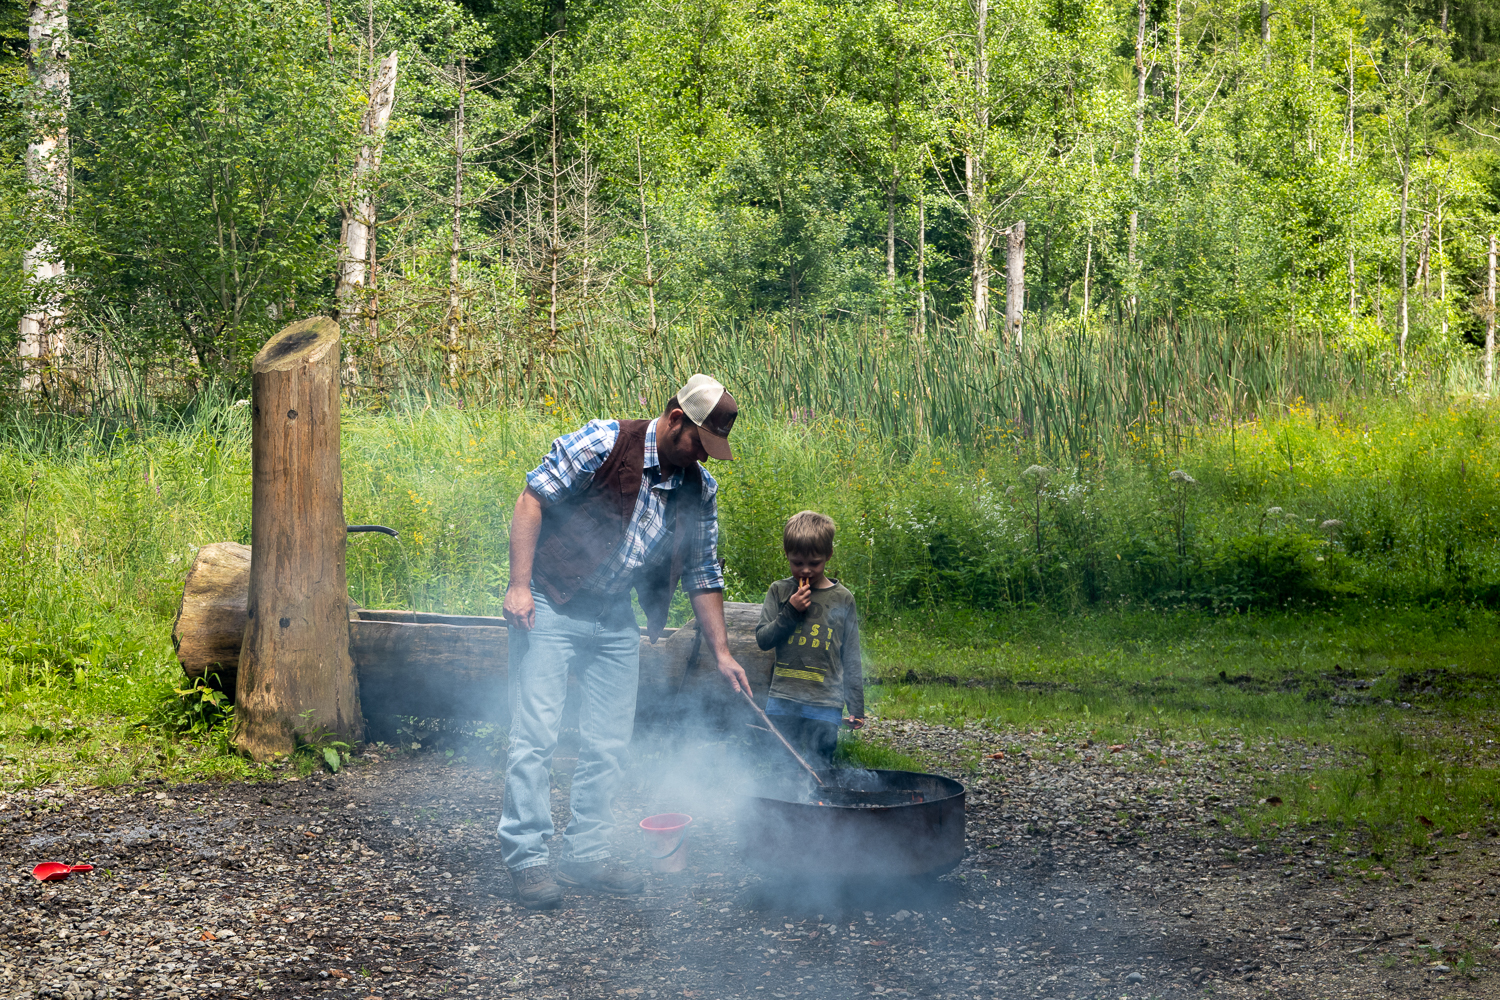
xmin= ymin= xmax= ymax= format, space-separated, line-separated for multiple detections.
xmin=499 ymin=373 xmax=751 ymax=909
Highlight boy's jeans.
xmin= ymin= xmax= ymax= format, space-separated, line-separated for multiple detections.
xmin=768 ymin=716 xmax=839 ymax=771
xmin=499 ymin=586 xmax=640 ymax=871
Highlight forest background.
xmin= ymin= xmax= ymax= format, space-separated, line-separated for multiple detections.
xmin=0 ymin=0 xmax=1498 ymax=390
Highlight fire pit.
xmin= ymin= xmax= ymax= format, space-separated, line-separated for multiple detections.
xmin=736 ymin=768 xmax=965 ymax=880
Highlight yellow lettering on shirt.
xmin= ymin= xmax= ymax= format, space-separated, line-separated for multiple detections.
xmin=798 ymin=636 xmax=807 ymax=646
xmin=812 ymin=639 xmax=820 ymax=648
xmin=774 ymin=668 xmax=826 ymax=683
xmin=811 ymin=624 xmax=820 ymax=636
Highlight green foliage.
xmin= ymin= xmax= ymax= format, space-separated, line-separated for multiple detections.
xmin=292 ymin=716 xmax=351 ymax=776
xmin=4 ymin=0 xmax=1498 ymax=397
xmin=65 ymin=0 xmax=351 ymax=371
xmin=155 ymin=674 xmax=233 ymax=735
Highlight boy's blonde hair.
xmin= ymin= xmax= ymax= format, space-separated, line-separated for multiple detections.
xmin=783 ymin=510 xmax=836 ymax=557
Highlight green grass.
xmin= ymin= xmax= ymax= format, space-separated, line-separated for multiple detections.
xmin=834 ymin=734 xmax=924 ymax=772
xmin=859 ymin=602 xmax=1500 ymax=859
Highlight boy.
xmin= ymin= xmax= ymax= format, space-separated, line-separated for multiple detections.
xmin=754 ymin=510 xmax=864 ymax=770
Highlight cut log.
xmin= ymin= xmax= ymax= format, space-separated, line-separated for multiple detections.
xmin=235 ymin=318 xmax=363 ymax=760
xmin=173 ymin=542 xmax=356 ymax=693
xmin=352 ymin=618 xmax=508 ymax=728
xmin=665 ymin=602 xmax=777 ymax=726
xmin=173 ymin=542 xmax=772 ymax=728
xmin=172 ymin=542 xmax=251 ymax=685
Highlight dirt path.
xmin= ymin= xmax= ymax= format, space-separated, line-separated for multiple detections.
xmin=1 ymin=720 xmax=1493 ymax=1000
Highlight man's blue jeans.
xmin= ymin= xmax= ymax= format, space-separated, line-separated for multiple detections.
xmin=499 ymin=586 xmax=640 ymax=871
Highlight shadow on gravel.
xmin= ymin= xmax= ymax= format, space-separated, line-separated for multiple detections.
xmin=739 ymin=875 xmax=963 ymax=918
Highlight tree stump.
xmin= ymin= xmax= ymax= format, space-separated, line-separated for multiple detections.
xmin=234 ymin=318 xmax=363 ymax=760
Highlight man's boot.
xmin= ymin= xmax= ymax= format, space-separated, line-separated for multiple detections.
xmin=512 ymin=865 xmax=562 ymax=909
xmin=557 ymin=858 xmax=645 ymax=895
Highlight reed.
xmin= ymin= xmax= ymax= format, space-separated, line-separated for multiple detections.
xmin=400 ymin=312 xmax=1477 ymax=464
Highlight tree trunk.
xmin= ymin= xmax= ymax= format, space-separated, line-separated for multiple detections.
xmin=547 ymin=42 xmax=562 ymax=345
xmin=1488 ymin=235 xmax=1496 ymax=395
xmin=1398 ymin=149 xmax=1409 ymax=362
xmin=1172 ymin=0 xmax=1181 ymax=126
xmin=173 ymin=541 xmax=360 ymax=692
xmin=235 ymin=318 xmax=363 ymax=760
xmin=1006 ymin=220 xmax=1025 ymax=347
xmin=634 ymin=134 xmax=659 ymax=338
xmin=1260 ymin=0 xmax=1270 ymax=44
xmin=916 ymin=188 xmax=926 ymax=337
xmin=18 ymin=0 xmax=69 ymax=395
xmin=1128 ymin=0 xmax=1146 ymax=310
xmin=886 ymin=2 xmax=901 ymax=289
xmin=1347 ymin=33 xmax=1356 ymax=340
xmin=446 ymin=56 xmax=466 ymax=384
xmin=1397 ymin=37 xmax=1411 ymax=364
xmin=337 ymin=50 xmax=399 ymax=385
xmin=968 ymin=0 xmax=989 ymax=335
xmin=1437 ymin=196 xmax=1446 ymax=340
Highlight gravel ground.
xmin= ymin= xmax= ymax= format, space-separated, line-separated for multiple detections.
xmin=2 ymin=718 xmax=1495 ymax=1000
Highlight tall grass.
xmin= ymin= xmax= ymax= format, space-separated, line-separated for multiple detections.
xmin=33 ymin=312 xmax=1480 ymax=468
xmin=407 ymin=314 xmax=1481 ymax=464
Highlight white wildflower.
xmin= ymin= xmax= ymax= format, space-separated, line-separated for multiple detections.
xmin=1168 ymin=469 xmax=1197 ymax=485
xmin=1319 ymin=519 xmax=1344 ymax=532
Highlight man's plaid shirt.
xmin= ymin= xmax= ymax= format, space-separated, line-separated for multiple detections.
xmin=525 ymin=418 xmax=725 ymax=595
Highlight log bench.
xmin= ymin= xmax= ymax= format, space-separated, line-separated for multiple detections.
xmin=173 ymin=542 xmax=774 ymax=739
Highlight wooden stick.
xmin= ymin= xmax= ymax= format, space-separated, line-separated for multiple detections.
xmin=740 ymin=688 xmax=825 ymax=786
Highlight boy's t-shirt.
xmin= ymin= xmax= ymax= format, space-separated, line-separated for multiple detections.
xmin=754 ymin=578 xmax=864 ymax=718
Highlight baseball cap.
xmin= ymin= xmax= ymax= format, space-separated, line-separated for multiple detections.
xmin=675 ymin=373 xmax=738 ymax=460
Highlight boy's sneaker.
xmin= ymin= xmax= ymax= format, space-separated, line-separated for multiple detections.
xmin=557 ymin=858 xmax=645 ymax=895
xmin=511 ymin=865 xmax=562 ymax=909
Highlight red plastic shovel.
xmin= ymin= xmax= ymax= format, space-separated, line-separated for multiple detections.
xmin=32 ymin=863 xmax=93 ymax=882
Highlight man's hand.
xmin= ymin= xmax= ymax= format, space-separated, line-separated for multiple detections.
xmin=789 ymin=576 xmax=812 ymax=611
xmin=503 ymin=584 xmax=536 ymax=631
xmin=843 ymin=717 xmax=865 ymax=730
xmin=716 ymin=653 xmax=751 ymax=697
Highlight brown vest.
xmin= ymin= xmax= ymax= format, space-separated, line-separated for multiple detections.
xmin=531 ymin=419 xmax=699 ymax=639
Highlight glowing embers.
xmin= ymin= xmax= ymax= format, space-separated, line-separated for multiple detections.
xmin=810 ymin=787 xmax=927 ymax=808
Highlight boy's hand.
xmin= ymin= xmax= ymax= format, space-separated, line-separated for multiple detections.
xmin=789 ymin=576 xmax=812 ymax=611
xmin=844 ymin=717 xmax=865 ymax=730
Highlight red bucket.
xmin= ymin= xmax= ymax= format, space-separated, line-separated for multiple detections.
xmin=639 ymin=813 xmax=693 ymax=873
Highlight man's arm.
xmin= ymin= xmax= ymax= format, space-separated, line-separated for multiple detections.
xmin=503 ymin=487 xmax=545 ymax=630
xmin=688 ymin=588 xmax=751 ymax=696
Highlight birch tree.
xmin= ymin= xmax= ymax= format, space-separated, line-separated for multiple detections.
xmin=1375 ymin=13 xmax=1448 ymax=363
xmin=17 ymin=0 xmax=67 ymax=394
xmin=337 ymin=51 xmax=399 ymax=317
xmin=336 ymin=45 xmax=398 ymax=388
